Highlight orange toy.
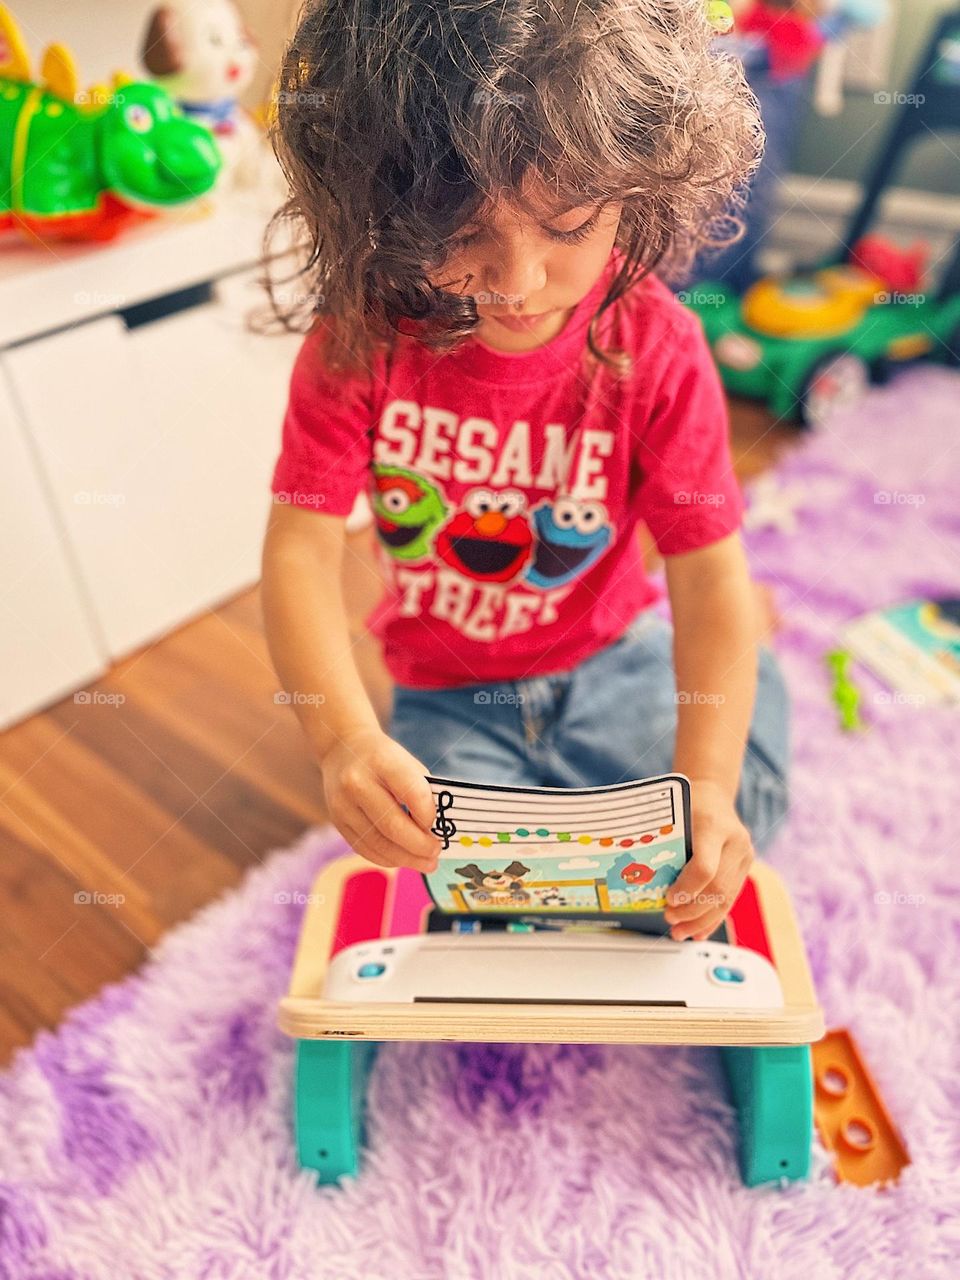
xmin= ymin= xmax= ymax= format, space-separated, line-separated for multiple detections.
xmin=812 ymin=1028 xmax=910 ymax=1187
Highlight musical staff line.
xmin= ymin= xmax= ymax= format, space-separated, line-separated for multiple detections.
xmin=429 ymin=780 xmax=680 ymax=851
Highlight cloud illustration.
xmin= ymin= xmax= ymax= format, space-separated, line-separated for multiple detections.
xmin=650 ymin=847 xmax=683 ymax=868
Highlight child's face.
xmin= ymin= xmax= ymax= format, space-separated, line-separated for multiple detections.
xmin=431 ymin=176 xmax=622 ymax=354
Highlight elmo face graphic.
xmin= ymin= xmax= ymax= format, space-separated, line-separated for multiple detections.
xmin=436 ymin=488 xmax=533 ymax=582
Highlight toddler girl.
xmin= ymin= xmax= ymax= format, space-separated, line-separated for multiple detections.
xmin=262 ymin=0 xmax=788 ymax=942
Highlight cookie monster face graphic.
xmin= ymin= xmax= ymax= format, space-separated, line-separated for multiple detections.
xmin=435 ymin=488 xmax=533 ymax=583
xmin=371 ymin=465 xmax=447 ymax=561
xmin=524 ymin=498 xmax=612 ymax=588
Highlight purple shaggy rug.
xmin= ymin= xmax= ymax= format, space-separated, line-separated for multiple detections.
xmin=3 ymin=367 xmax=960 ymax=1280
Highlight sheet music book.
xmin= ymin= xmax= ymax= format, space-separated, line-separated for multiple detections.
xmin=426 ymin=773 xmax=692 ymax=933
xmin=842 ymin=598 xmax=960 ymax=705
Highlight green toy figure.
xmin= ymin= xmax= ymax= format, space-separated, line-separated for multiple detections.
xmin=827 ymin=649 xmax=865 ymax=732
xmin=0 ymin=3 xmax=221 ymax=243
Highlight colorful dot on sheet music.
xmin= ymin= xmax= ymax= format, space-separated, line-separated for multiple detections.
xmin=599 ymin=837 xmax=613 ymax=847
xmin=578 ymin=835 xmax=593 ymax=844
xmin=620 ymin=839 xmax=634 ymax=848
xmin=660 ymin=825 xmax=674 ymax=835
xmin=497 ymin=832 xmax=511 ymax=842
xmin=516 ymin=828 xmax=529 ymax=837
xmin=640 ymin=834 xmax=654 ymax=843
xmin=459 ymin=836 xmax=472 ymax=846
xmin=558 ymin=832 xmax=571 ymax=841
xmin=536 ymin=828 xmax=549 ymax=838
xmin=478 ymin=837 xmax=492 ymax=846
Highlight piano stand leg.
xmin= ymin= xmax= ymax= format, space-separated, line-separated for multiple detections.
xmin=720 ymin=1044 xmax=814 ymax=1186
xmin=294 ymin=1039 xmax=379 ymax=1183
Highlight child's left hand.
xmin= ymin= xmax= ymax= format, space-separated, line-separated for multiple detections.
xmin=664 ymin=779 xmax=754 ymax=941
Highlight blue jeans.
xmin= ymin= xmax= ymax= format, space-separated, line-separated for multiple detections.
xmin=389 ymin=611 xmax=790 ymax=854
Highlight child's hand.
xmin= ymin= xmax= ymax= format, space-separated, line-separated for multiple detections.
xmin=663 ymin=779 xmax=754 ymax=941
xmin=320 ymin=729 xmax=441 ymax=873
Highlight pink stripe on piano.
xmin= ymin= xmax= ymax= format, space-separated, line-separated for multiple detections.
xmin=388 ymin=867 xmax=433 ymax=937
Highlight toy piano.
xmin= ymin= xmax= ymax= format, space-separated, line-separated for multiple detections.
xmin=278 ymin=848 xmax=825 ymax=1189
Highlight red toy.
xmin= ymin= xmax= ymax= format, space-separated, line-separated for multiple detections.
xmin=738 ymin=2 xmax=827 ymax=79
xmin=849 ymin=236 xmax=929 ymax=296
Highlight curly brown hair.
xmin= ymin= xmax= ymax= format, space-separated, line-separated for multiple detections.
xmin=262 ymin=0 xmax=762 ymax=371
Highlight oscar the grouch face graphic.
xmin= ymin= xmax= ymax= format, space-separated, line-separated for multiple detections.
xmin=371 ymin=465 xmax=448 ymax=561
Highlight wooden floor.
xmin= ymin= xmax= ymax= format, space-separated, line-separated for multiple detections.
xmin=0 ymin=397 xmax=795 ymax=1064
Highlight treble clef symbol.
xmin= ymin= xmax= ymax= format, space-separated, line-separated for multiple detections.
xmin=431 ymin=790 xmax=457 ymax=851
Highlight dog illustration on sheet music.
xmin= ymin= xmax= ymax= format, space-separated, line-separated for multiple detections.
xmin=453 ymin=862 xmax=532 ymax=906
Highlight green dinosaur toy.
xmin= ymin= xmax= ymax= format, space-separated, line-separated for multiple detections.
xmin=0 ymin=4 xmax=221 ymax=243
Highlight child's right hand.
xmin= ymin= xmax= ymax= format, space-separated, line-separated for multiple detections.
xmin=319 ymin=728 xmax=441 ymax=873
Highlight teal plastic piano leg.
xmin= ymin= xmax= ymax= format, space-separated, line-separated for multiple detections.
xmin=294 ymin=1040 xmax=379 ymax=1183
xmin=720 ymin=1045 xmax=813 ymax=1187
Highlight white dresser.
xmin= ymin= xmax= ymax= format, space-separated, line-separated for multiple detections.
xmin=0 ymin=192 xmax=305 ymax=727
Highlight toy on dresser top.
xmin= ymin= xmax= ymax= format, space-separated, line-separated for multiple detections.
xmin=729 ymin=1 xmax=889 ymax=117
xmin=141 ymin=1 xmax=264 ymax=189
xmin=0 ymin=3 xmax=221 ymax=243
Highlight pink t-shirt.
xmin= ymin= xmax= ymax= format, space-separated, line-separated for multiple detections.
xmin=271 ymin=258 xmax=744 ymax=689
